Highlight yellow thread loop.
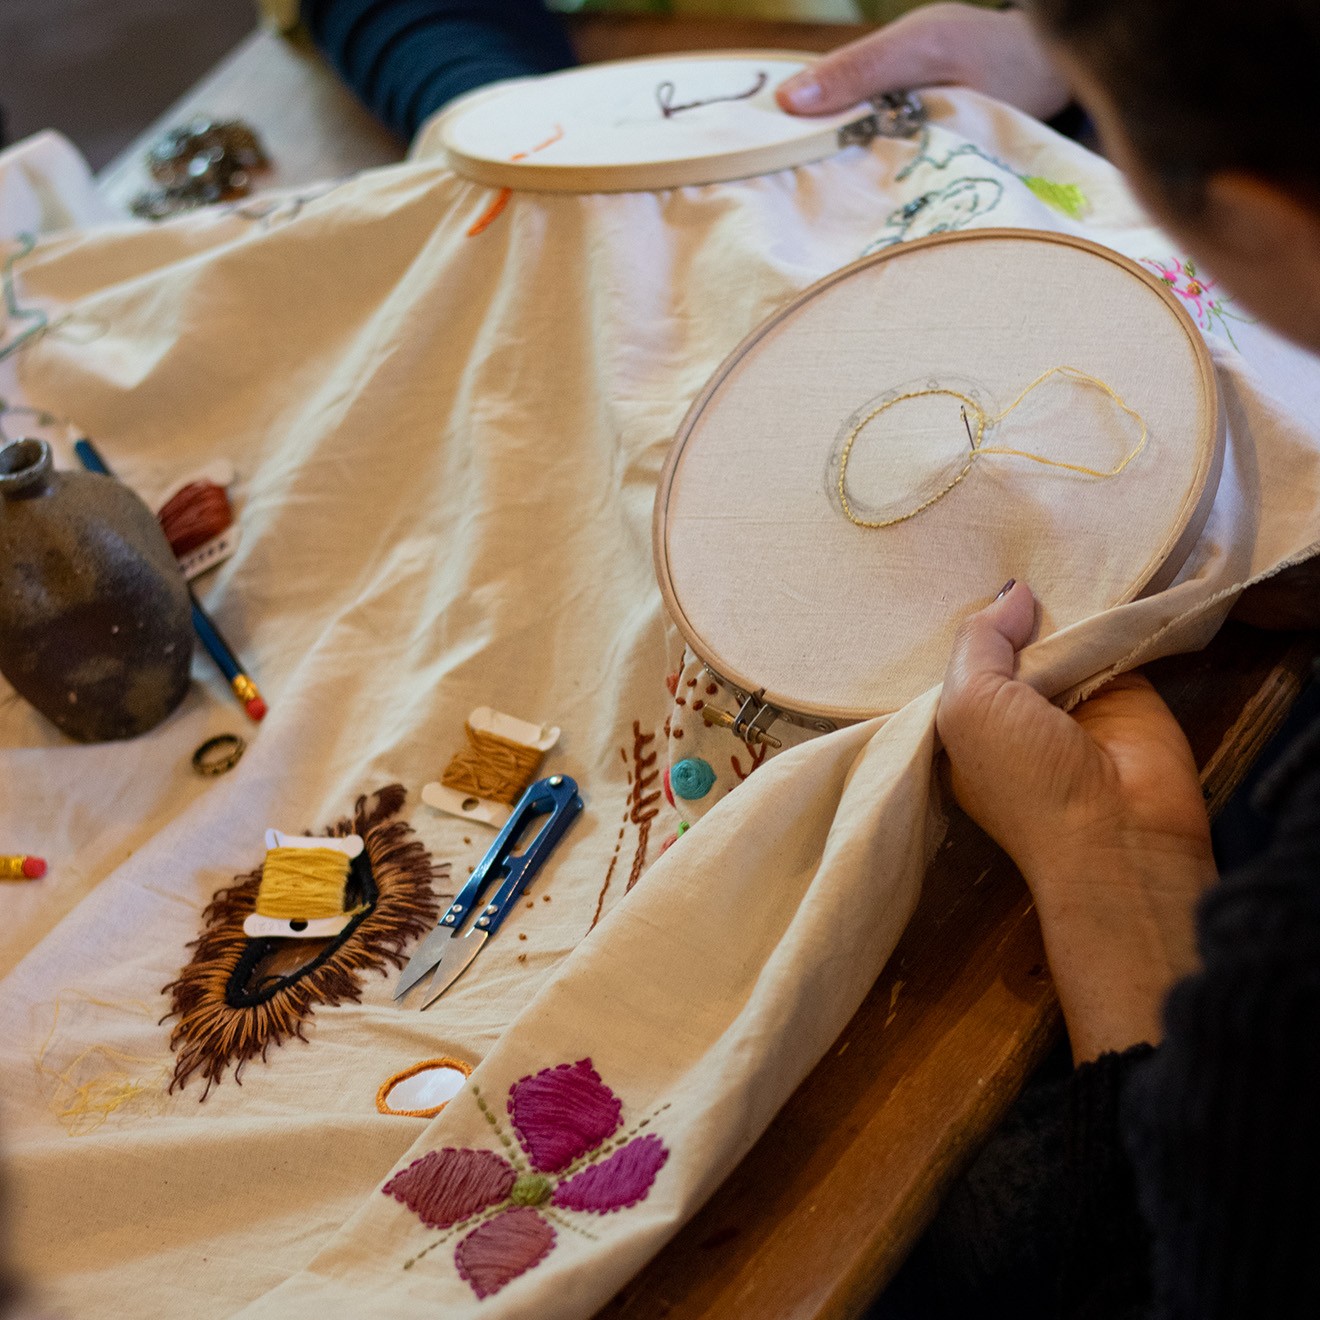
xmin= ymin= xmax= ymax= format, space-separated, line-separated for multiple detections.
xmin=256 ymin=847 xmax=353 ymax=919
xmin=837 ymin=365 xmax=1149 ymax=530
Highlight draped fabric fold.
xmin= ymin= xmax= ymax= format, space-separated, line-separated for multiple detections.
xmin=1 ymin=89 xmax=1318 ymax=1317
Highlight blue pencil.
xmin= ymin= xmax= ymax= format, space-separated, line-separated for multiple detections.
xmin=73 ymin=438 xmax=267 ymax=722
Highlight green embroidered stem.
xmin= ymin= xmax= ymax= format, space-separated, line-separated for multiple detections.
xmin=897 ymin=128 xmax=1088 ymax=219
xmin=1 ymin=233 xmax=49 ymax=366
xmin=542 ymin=1208 xmax=599 ymax=1241
xmin=473 ymin=1084 xmax=527 ymax=1172
xmin=557 ymin=1102 xmax=673 ymax=1182
xmin=402 ymin=1201 xmax=509 ymax=1269
xmin=896 ymin=129 xmax=1010 ymax=183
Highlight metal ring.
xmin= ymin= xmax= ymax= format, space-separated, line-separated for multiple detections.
xmin=192 ymin=733 xmax=246 ymax=777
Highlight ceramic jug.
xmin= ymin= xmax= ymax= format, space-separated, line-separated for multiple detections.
xmin=0 ymin=437 xmax=192 ymax=741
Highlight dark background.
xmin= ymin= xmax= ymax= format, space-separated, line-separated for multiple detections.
xmin=0 ymin=0 xmax=255 ymax=170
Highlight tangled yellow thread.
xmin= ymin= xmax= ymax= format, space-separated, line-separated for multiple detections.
xmin=837 ymin=365 xmax=1149 ymax=529
xmin=35 ymin=993 xmax=172 ymax=1136
xmin=255 ymin=846 xmax=354 ymax=919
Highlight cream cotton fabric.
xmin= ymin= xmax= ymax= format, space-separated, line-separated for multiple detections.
xmin=2 ymin=90 xmax=1320 ymax=1317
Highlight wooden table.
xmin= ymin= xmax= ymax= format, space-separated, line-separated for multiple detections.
xmin=98 ymin=19 xmax=1318 ymax=1318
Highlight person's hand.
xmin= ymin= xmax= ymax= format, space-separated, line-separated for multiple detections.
xmin=776 ymin=3 xmax=1072 ymax=123
xmin=937 ymin=581 xmax=1218 ymax=1062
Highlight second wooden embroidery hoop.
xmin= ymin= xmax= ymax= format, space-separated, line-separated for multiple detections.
xmin=438 ymin=51 xmax=914 ymax=193
xmin=653 ymin=228 xmax=1224 ymax=737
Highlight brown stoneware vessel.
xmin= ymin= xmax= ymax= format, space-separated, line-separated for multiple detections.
xmin=0 ymin=437 xmax=192 ymax=741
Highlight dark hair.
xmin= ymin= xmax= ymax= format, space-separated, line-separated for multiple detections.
xmin=1025 ymin=0 xmax=1320 ymax=209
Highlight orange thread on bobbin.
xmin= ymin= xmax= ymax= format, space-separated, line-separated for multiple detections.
xmin=441 ymin=724 xmax=546 ymax=806
xmin=157 ymin=480 xmax=233 ymax=557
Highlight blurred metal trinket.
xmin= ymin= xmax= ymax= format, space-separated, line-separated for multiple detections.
xmin=192 ymin=732 xmax=247 ymax=776
xmin=131 ymin=118 xmax=270 ymax=220
xmin=870 ymin=92 xmax=928 ymax=139
xmin=836 ymin=92 xmax=928 ymax=151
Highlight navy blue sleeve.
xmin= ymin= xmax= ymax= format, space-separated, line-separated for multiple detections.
xmin=303 ymin=0 xmax=577 ymax=142
xmin=1121 ymin=726 xmax=1320 ymax=1320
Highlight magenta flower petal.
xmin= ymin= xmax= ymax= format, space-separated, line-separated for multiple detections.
xmin=508 ymin=1058 xmax=622 ymax=1173
xmin=382 ymin=1147 xmax=516 ymax=1229
xmin=552 ymin=1133 xmax=669 ymax=1213
xmin=454 ymin=1207 xmax=556 ymax=1299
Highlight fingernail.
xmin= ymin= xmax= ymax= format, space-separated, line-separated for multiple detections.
xmin=995 ymin=578 xmax=1016 ymax=601
xmin=781 ymin=77 xmax=822 ymax=110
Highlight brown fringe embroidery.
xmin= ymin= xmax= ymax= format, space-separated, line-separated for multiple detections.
xmin=162 ymin=785 xmax=445 ymax=1098
xmin=588 ymin=723 xmax=661 ymax=933
xmin=624 ymin=723 xmax=661 ymax=895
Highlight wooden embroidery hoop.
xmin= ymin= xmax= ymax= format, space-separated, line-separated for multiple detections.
xmin=653 ymin=229 xmax=1224 ymax=736
xmin=438 ymin=52 xmax=910 ymax=193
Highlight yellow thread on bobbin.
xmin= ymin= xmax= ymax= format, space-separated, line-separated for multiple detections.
xmin=255 ymin=846 xmax=354 ymax=919
xmin=441 ymin=724 xmax=546 ymax=806
xmin=837 ymin=365 xmax=1149 ymax=530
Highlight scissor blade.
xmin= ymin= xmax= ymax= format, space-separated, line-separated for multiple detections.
xmin=394 ymin=926 xmax=460 ymax=1000
xmin=419 ymin=930 xmax=488 ymax=1009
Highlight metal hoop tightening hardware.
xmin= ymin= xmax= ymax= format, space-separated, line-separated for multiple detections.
xmin=701 ymin=689 xmax=784 ymax=749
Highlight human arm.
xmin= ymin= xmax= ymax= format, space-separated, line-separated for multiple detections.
xmin=936 ymin=581 xmax=1217 ymax=1062
xmin=1118 ymin=732 xmax=1320 ymax=1318
xmin=933 ymin=591 xmax=1320 ymax=1312
xmin=775 ymin=2 xmax=1072 ymax=123
xmin=301 ymin=0 xmax=576 ymax=142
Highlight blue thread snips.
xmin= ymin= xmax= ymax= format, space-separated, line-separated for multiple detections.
xmin=396 ymin=774 xmax=583 ymax=1009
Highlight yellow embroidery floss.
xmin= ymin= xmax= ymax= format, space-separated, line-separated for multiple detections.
xmin=34 ymin=993 xmax=172 ymax=1137
xmin=255 ymin=846 xmax=355 ymax=919
xmin=837 ymin=365 xmax=1149 ymax=530
xmin=441 ymin=724 xmax=547 ymax=807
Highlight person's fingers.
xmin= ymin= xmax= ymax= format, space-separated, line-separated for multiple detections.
xmin=937 ymin=580 xmax=1038 ymax=753
xmin=944 ymin=579 xmax=1035 ymax=691
xmin=776 ymin=10 xmax=948 ymax=115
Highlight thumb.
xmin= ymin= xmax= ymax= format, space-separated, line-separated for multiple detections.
xmin=946 ymin=579 xmax=1036 ymax=690
xmin=776 ymin=15 xmax=948 ymax=115
xmin=937 ymin=580 xmax=1038 ymax=746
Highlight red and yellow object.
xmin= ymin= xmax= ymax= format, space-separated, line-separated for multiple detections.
xmin=231 ymin=673 xmax=267 ymax=722
xmin=2 ymin=854 xmax=46 ymax=879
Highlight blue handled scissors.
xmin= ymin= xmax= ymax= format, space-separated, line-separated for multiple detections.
xmin=395 ymin=774 xmax=583 ymax=1009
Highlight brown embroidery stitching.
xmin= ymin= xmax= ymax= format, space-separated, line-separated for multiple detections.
xmin=162 ymin=785 xmax=446 ymax=1097
xmin=589 ymin=845 xmax=621 ymax=933
xmin=589 ymin=722 xmax=661 ymax=930
xmin=625 ymin=722 xmax=660 ymax=895
xmin=731 ymin=737 xmax=768 ymax=783
xmin=656 ymin=71 xmax=767 ymax=119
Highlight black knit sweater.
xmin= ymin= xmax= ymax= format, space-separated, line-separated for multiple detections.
xmin=876 ymin=708 xmax=1320 ymax=1319
xmin=303 ymin=0 xmax=575 ymax=142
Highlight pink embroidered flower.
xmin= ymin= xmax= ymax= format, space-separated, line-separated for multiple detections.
xmin=383 ymin=1058 xmax=668 ymax=1298
xmin=1141 ymin=255 xmax=1248 ymax=346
